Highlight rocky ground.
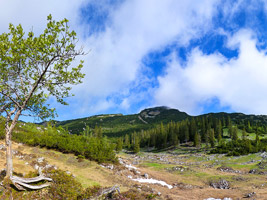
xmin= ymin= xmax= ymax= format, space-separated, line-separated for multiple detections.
xmin=1 ymin=141 xmax=267 ymax=199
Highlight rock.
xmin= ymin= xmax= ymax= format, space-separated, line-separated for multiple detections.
xmin=249 ymin=169 xmax=267 ymax=175
xmin=205 ymin=198 xmax=232 ymax=200
xmin=166 ymin=166 xmax=190 ymax=172
xmin=143 ymin=173 xmax=149 ymax=179
xmin=37 ymin=157 xmax=44 ymax=163
xmin=34 ymin=164 xmax=39 ymax=170
xmin=217 ymin=166 xmax=241 ymax=174
xmin=257 ymin=161 xmax=267 ymax=169
xmin=0 ymin=144 xmax=6 ymax=151
xmin=157 ymin=192 xmax=161 ymax=196
xmin=66 ymin=171 xmax=71 ymax=175
xmin=210 ymin=179 xmax=230 ymax=189
xmin=132 ymin=161 xmax=139 ymax=165
xmin=244 ymin=192 xmax=256 ymax=198
xmin=0 ymin=169 xmax=6 ymax=180
xmin=260 ymin=152 xmax=267 ymax=159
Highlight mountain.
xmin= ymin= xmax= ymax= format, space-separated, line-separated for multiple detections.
xmin=51 ymin=106 xmax=267 ymax=137
xmin=55 ymin=106 xmax=191 ymax=137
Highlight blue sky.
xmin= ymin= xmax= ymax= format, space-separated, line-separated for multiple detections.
xmin=2 ymin=0 xmax=267 ymax=121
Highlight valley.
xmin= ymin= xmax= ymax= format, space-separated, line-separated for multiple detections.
xmin=1 ymin=140 xmax=267 ymax=199
xmin=1 ymin=107 xmax=267 ymax=199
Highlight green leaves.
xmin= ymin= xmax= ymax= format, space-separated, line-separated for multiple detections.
xmin=0 ymin=15 xmax=85 ymax=120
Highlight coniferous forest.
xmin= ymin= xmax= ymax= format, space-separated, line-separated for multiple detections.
xmin=123 ymin=113 xmax=267 ymax=156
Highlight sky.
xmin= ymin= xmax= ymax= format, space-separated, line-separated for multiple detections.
xmin=1 ymin=0 xmax=267 ymax=121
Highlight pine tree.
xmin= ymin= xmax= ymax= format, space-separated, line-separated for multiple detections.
xmin=116 ymin=137 xmax=123 ymax=152
xmin=133 ymin=136 xmax=140 ymax=153
xmin=232 ymin=126 xmax=238 ymax=141
xmin=194 ymin=132 xmax=201 ymax=148
xmin=124 ymin=134 xmax=130 ymax=149
xmin=255 ymin=127 xmax=260 ymax=149
xmin=242 ymin=128 xmax=246 ymax=140
xmin=208 ymin=128 xmax=215 ymax=148
xmin=184 ymin=122 xmax=189 ymax=143
xmin=190 ymin=118 xmax=197 ymax=141
xmin=201 ymin=117 xmax=206 ymax=142
xmin=217 ymin=129 xmax=222 ymax=143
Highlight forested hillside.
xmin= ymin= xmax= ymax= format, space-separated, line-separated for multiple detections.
xmin=123 ymin=112 xmax=267 ymax=155
xmin=54 ymin=106 xmax=190 ymax=137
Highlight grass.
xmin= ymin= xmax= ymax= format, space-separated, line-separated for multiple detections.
xmin=141 ymin=162 xmax=175 ymax=170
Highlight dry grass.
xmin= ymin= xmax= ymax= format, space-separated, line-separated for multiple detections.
xmin=1 ymin=140 xmax=267 ymax=199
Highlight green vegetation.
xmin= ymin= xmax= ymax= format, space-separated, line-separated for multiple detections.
xmin=122 ymin=112 xmax=267 ymax=156
xmin=54 ymin=106 xmax=190 ymax=137
xmin=0 ymin=120 xmax=117 ymax=163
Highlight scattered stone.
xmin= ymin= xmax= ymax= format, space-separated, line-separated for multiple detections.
xmin=210 ymin=179 xmax=230 ymax=189
xmin=257 ymin=161 xmax=267 ymax=169
xmin=260 ymin=152 xmax=267 ymax=159
xmin=0 ymin=169 xmax=6 ymax=181
xmin=205 ymin=198 xmax=232 ymax=200
xmin=132 ymin=161 xmax=139 ymax=165
xmin=37 ymin=157 xmax=44 ymax=163
xmin=0 ymin=144 xmax=6 ymax=151
xmin=66 ymin=171 xmax=71 ymax=175
xmin=249 ymin=169 xmax=267 ymax=175
xmin=143 ymin=173 xmax=149 ymax=179
xmin=166 ymin=166 xmax=190 ymax=172
xmin=34 ymin=164 xmax=39 ymax=170
xmin=172 ymin=182 xmax=193 ymax=189
xmin=217 ymin=166 xmax=242 ymax=174
xmin=244 ymin=192 xmax=256 ymax=198
xmin=232 ymin=176 xmax=247 ymax=182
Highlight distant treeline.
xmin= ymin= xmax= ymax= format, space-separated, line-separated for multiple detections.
xmin=0 ymin=121 xmax=117 ymax=163
xmin=122 ymin=115 xmax=267 ymax=155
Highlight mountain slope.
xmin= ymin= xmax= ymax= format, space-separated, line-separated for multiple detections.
xmin=56 ymin=106 xmax=191 ymax=137
xmin=53 ymin=106 xmax=267 ymax=137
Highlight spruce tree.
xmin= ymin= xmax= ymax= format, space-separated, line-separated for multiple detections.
xmin=133 ymin=136 xmax=140 ymax=153
xmin=242 ymin=128 xmax=246 ymax=140
xmin=208 ymin=128 xmax=215 ymax=148
xmin=124 ymin=134 xmax=130 ymax=149
xmin=116 ymin=138 xmax=123 ymax=152
xmin=194 ymin=132 xmax=201 ymax=148
xmin=232 ymin=126 xmax=238 ymax=141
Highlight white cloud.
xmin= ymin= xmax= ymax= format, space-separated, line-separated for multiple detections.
xmin=73 ymin=0 xmax=220 ymax=113
xmin=155 ymin=29 xmax=267 ymax=115
xmin=0 ymin=0 xmax=221 ymax=118
xmin=0 ymin=0 xmax=87 ymax=34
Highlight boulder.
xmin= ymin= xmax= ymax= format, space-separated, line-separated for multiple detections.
xmin=210 ymin=179 xmax=230 ymax=189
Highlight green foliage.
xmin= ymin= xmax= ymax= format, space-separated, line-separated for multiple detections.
xmin=211 ymin=138 xmax=267 ymax=156
xmin=77 ymin=185 xmax=101 ymax=199
xmin=0 ymin=14 xmax=84 ymax=120
xmin=194 ymin=132 xmax=201 ymax=148
xmin=13 ymin=123 xmax=117 ymax=163
xmin=48 ymin=169 xmax=83 ymax=200
xmin=115 ymin=137 xmax=123 ymax=152
xmin=208 ymin=128 xmax=215 ymax=148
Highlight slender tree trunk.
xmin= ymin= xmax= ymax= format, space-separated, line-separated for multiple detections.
xmin=5 ymin=110 xmax=21 ymax=178
xmin=5 ymin=129 xmax=13 ymax=178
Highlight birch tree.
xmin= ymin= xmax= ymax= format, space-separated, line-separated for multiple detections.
xmin=0 ymin=15 xmax=85 ymax=190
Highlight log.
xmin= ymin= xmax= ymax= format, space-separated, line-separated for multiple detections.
xmin=10 ymin=175 xmax=52 ymax=191
xmin=11 ymin=175 xmax=52 ymax=183
xmin=101 ymin=185 xmax=120 ymax=195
